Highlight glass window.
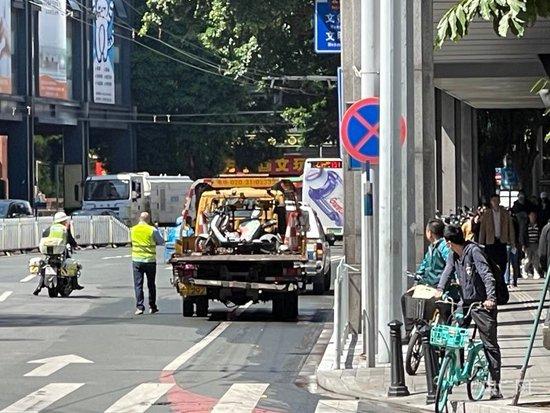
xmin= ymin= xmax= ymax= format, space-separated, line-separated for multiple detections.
xmin=84 ymin=179 xmax=130 ymax=201
xmin=0 ymin=2 xmax=14 ymax=95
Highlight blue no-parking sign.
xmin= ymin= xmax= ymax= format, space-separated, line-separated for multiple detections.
xmin=314 ymin=0 xmax=341 ymax=54
xmin=340 ymin=97 xmax=407 ymax=164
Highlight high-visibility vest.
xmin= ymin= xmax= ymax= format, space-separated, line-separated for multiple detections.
xmin=131 ymin=222 xmax=157 ymax=262
xmin=48 ymin=223 xmax=68 ymax=243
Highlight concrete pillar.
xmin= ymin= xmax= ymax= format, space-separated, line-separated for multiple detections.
xmin=341 ymin=0 xmax=363 ymax=334
xmin=440 ymin=91 xmax=457 ymax=214
xmin=472 ymin=109 xmax=479 ymax=204
xmin=412 ymin=0 xmax=436 ymax=262
xmin=459 ymin=103 xmax=474 ymax=207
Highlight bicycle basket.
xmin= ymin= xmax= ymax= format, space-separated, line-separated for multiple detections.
xmin=430 ymin=324 xmax=469 ymax=349
xmin=404 ymin=295 xmax=429 ymax=320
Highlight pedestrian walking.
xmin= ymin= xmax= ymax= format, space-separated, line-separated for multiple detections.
xmin=479 ymin=194 xmax=516 ymax=275
xmin=522 ymin=211 xmax=541 ymax=279
xmin=130 ymin=212 xmax=164 ymax=315
xmin=437 ymin=225 xmax=503 ymax=399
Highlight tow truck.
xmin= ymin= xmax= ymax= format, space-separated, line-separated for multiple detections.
xmin=169 ymin=175 xmax=310 ymax=320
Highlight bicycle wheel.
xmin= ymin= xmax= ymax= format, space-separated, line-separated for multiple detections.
xmin=435 ymin=354 xmax=455 ymax=413
xmin=467 ymin=348 xmax=489 ymax=401
xmin=405 ymin=331 xmax=423 ymax=375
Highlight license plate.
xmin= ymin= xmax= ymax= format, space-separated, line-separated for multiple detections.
xmin=179 ymin=282 xmax=206 ymax=297
xmin=45 ymin=266 xmax=57 ymax=276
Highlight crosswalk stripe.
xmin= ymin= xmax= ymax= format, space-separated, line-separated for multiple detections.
xmin=104 ymin=383 xmax=175 ymax=413
xmin=0 ymin=383 xmax=84 ymax=412
xmin=20 ymin=274 xmax=36 ymax=283
xmin=0 ymin=291 xmax=13 ymax=302
xmin=314 ymin=400 xmax=359 ymax=413
xmin=211 ymin=383 xmax=269 ymax=413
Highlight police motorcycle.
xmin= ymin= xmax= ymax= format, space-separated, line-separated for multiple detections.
xmin=29 ymin=239 xmax=82 ymax=298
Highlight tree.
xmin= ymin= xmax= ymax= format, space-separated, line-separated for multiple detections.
xmin=140 ymin=0 xmax=339 ymax=149
xmin=435 ymin=0 xmax=550 ymax=48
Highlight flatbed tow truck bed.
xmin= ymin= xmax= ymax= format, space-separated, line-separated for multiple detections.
xmin=170 ymin=254 xmax=308 ymax=263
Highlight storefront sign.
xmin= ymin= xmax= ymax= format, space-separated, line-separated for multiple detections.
xmin=38 ymin=0 xmax=68 ymax=99
xmin=257 ymin=156 xmax=305 ymax=176
xmin=93 ymin=0 xmax=115 ymax=104
xmin=0 ymin=0 xmax=12 ymax=94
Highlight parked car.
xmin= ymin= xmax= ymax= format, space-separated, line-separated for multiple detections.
xmin=301 ymin=203 xmax=332 ymax=294
xmin=0 ymin=199 xmax=33 ymax=219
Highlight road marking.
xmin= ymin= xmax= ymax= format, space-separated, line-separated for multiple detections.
xmin=211 ymin=383 xmax=269 ymax=413
xmin=314 ymin=399 xmax=359 ymax=413
xmin=162 ymin=302 xmax=252 ymax=372
xmin=102 ymin=255 xmax=131 ymax=260
xmin=0 ymin=383 xmax=84 ymax=412
xmin=25 ymin=354 xmax=93 ymax=377
xmin=105 ymin=383 xmax=175 ymax=413
xmin=20 ymin=274 xmax=36 ymax=283
xmin=0 ymin=291 xmax=13 ymax=302
xmin=330 ymin=256 xmax=344 ymax=262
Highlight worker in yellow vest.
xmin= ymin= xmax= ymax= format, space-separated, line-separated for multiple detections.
xmin=130 ymin=212 xmax=164 ymax=315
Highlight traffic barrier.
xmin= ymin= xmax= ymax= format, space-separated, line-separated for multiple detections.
xmin=0 ymin=216 xmax=130 ymax=253
xmin=333 ymin=257 xmax=349 ymax=369
xmin=387 ymin=320 xmax=410 ymax=397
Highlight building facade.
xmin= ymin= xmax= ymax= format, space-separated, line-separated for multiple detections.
xmin=0 ymin=0 xmax=135 ymax=204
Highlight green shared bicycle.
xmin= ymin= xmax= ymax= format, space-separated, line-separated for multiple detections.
xmin=430 ymin=301 xmax=490 ymax=413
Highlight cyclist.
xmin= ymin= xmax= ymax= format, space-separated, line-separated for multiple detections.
xmin=401 ymin=219 xmax=451 ymax=339
xmin=436 ymin=224 xmax=503 ymax=400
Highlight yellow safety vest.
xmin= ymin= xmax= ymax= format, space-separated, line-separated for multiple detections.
xmin=48 ymin=223 xmax=68 ymax=242
xmin=131 ymin=222 xmax=157 ymax=262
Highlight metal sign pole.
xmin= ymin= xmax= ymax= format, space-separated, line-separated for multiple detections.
xmin=511 ymin=267 xmax=550 ymax=405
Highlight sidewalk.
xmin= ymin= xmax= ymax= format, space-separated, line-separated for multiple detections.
xmin=316 ymin=279 xmax=550 ymax=412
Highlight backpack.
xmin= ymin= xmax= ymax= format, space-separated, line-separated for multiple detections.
xmin=482 ymin=253 xmax=510 ymax=305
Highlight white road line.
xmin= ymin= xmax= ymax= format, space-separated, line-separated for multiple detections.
xmin=211 ymin=383 xmax=269 ymax=413
xmin=162 ymin=301 xmax=252 ymax=372
xmin=104 ymin=383 xmax=175 ymax=413
xmin=25 ymin=354 xmax=94 ymax=377
xmin=314 ymin=399 xmax=359 ymax=413
xmin=20 ymin=274 xmax=36 ymax=283
xmin=101 ymin=255 xmax=131 ymax=260
xmin=0 ymin=291 xmax=13 ymax=302
xmin=0 ymin=383 xmax=84 ymax=412
xmin=330 ymin=256 xmax=344 ymax=261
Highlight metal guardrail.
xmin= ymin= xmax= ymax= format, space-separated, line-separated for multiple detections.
xmin=333 ymin=257 xmax=350 ymax=369
xmin=0 ymin=216 xmax=130 ymax=252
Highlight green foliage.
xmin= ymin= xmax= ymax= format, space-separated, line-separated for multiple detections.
xmin=139 ymin=0 xmax=339 ymax=155
xmin=435 ymin=0 xmax=550 ymax=48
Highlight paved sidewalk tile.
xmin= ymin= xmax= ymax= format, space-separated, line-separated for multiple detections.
xmin=316 ymin=279 xmax=550 ymax=412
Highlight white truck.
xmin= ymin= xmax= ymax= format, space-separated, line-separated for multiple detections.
xmin=78 ymin=173 xmax=193 ymax=225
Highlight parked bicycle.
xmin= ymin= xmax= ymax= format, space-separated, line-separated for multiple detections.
xmin=431 ymin=298 xmax=490 ymax=413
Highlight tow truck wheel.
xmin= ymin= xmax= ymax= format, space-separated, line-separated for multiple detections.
xmin=196 ymin=297 xmax=209 ymax=317
xmin=272 ymin=292 xmax=298 ymax=321
xmin=182 ymin=297 xmax=194 ymax=317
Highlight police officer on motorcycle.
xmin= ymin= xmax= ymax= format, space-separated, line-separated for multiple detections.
xmin=33 ymin=211 xmax=83 ymax=295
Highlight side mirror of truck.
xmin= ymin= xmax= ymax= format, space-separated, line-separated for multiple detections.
xmin=326 ymin=233 xmax=336 ymax=246
xmin=131 ymin=190 xmax=139 ymax=201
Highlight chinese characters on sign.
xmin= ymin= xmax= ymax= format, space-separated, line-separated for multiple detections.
xmin=38 ymin=0 xmax=68 ymax=99
xmin=257 ymin=156 xmax=305 ymax=176
xmin=314 ymin=0 xmax=341 ymax=54
xmin=93 ymin=0 xmax=116 ymax=104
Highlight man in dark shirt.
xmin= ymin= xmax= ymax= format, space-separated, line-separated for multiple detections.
xmin=436 ymin=225 xmax=503 ymax=400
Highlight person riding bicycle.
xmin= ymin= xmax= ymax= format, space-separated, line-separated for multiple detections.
xmin=436 ymin=225 xmax=503 ymax=400
xmin=33 ymin=211 xmax=83 ymax=295
xmin=401 ymin=219 xmax=451 ymax=338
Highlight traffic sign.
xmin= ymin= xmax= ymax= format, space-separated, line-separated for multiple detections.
xmin=314 ymin=0 xmax=341 ymax=54
xmin=340 ymin=97 xmax=406 ymax=164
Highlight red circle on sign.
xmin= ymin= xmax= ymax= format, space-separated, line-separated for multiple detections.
xmin=340 ymin=97 xmax=407 ymax=164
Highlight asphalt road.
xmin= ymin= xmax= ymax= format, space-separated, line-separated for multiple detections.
xmin=0 ymin=245 xmax=420 ymax=413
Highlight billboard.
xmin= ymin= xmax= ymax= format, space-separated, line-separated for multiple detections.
xmin=0 ymin=0 xmax=12 ymax=94
xmin=38 ymin=0 xmax=68 ymax=99
xmin=93 ymin=0 xmax=115 ymax=104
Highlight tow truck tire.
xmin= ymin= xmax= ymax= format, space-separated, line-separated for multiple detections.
xmin=182 ymin=297 xmax=194 ymax=317
xmin=312 ymin=275 xmax=325 ymax=295
xmin=196 ymin=297 xmax=209 ymax=317
xmin=273 ymin=292 xmax=298 ymax=320
xmin=324 ymin=267 xmax=332 ymax=292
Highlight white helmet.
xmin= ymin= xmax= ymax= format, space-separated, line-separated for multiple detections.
xmin=53 ymin=211 xmax=69 ymax=224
